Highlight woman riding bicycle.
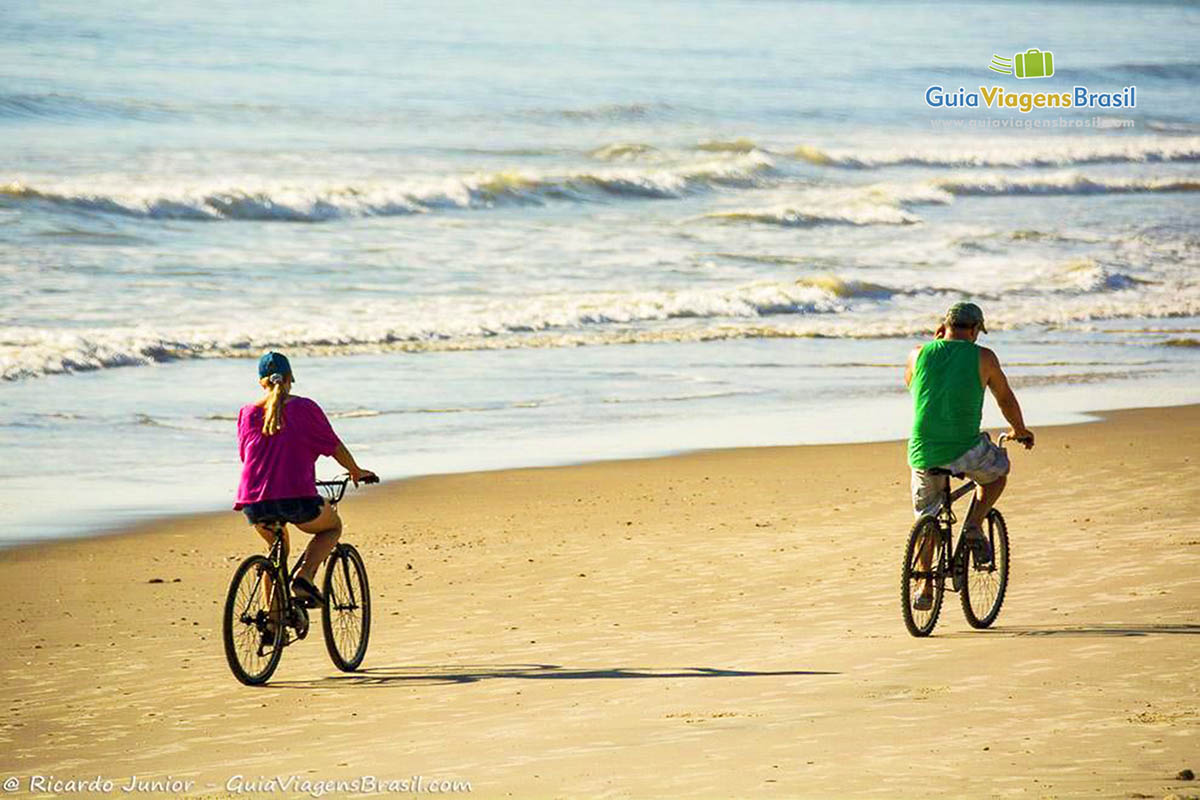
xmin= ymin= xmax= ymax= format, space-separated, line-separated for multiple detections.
xmin=234 ymin=352 xmax=375 ymax=605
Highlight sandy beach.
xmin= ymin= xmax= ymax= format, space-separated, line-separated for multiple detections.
xmin=1 ymin=404 xmax=1198 ymax=799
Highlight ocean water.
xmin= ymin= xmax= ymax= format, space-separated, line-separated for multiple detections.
xmin=2 ymin=0 xmax=1198 ymax=543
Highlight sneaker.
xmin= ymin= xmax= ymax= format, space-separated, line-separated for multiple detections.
xmin=914 ymin=593 xmax=934 ymax=611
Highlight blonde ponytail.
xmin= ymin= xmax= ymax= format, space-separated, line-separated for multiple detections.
xmin=260 ymin=375 xmax=290 ymax=436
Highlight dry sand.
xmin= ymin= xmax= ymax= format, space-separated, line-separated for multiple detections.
xmin=1 ymin=405 xmax=1198 ymax=799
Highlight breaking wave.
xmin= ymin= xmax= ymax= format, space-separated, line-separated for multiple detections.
xmin=589 ymin=142 xmax=661 ymax=160
xmin=7 ymin=267 xmax=1194 ymax=382
xmin=0 ymin=154 xmax=774 ymax=221
xmin=0 ymin=276 xmax=906 ymax=380
xmin=1054 ymin=258 xmax=1158 ymax=293
xmin=704 ymin=206 xmax=920 ymax=227
xmin=790 ymin=138 xmax=1200 ymax=169
xmin=700 ymin=182 xmax=953 ymax=228
xmin=933 ymin=173 xmax=1200 ymax=197
xmin=712 ymin=172 xmax=1200 ymax=230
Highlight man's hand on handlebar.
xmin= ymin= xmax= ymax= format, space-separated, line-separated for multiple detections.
xmin=1007 ymin=428 xmax=1035 ymax=449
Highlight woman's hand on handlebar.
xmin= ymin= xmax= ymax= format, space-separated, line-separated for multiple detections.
xmin=349 ymin=467 xmax=378 ymax=486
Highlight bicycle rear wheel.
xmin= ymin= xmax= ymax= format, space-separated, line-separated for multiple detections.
xmin=961 ymin=508 xmax=1010 ymax=628
xmin=901 ymin=517 xmax=946 ymax=637
xmin=223 ymin=555 xmax=285 ymax=685
xmin=322 ymin=543 xmax=371 ymax=671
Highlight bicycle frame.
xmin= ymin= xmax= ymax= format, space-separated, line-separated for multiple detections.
xmin=253 ymin=475 xmax=362 ymax=620
xmin=248 ymin=523 xmax=306 ymax=641
xmin=265 ymin=523 xmax=305 ymax=585
xmin=930 ymin=431 xmax=1019 ymax=580
xmin=929 ymin=474 xmax=980 ymax=592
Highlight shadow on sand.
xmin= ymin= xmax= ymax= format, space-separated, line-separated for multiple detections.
xmin=271 ymin=664 xmax=838 ymax=689
xmin=949 ymin=623 xmax=1200 ymax=639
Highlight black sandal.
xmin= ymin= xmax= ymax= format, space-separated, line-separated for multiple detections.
xmin=292 ymin=576 xmax=324 ymax=605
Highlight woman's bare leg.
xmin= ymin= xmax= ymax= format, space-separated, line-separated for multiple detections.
xmin=253 ymin=524 xmax=288 ymax=630
xmin=293 ymin=501 xmax=342 ymax=583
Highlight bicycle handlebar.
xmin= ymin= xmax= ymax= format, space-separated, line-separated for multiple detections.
xmin=315 ymin=473 xmax=378 ymax=504
xmin=997 ymin=432 xmax=1033 ymax=447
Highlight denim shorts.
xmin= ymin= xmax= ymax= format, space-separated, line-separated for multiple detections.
xmin=911 ymin=433 xmax=1011 ymax=518
xmin=242 ymin=496 xmax=325 ymax=526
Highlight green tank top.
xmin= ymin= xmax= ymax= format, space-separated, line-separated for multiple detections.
xmin=907 ymin=339 xmax=984 ymax=469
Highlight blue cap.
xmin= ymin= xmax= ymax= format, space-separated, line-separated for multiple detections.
xmin=257 ymin=351 xmax=292 ymax=380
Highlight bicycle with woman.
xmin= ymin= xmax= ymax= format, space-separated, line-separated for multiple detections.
xmin=222 ymin=352 xmax=377 ymax=684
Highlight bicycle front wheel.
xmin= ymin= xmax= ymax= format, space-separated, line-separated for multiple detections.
xmin=901 ymin=516 xmax=946 ymax=637
xmin=961 ymin=508 xmax=1010 ymax=628
xmin=223 ymin=555 xmax=285 ymax=685
xmin=322 ymin=543 xmax=371 ymax=671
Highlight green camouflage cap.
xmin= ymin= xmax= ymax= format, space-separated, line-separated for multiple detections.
xmin=945 ymin=302 xmax=987 ymax=333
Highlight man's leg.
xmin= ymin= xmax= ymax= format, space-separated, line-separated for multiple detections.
xmin=293 ymin=501 xmax=342 ymax=583
xmin=965 ymin=474 xmax=1006 ymax=531
xmin=917 ymin=527 xmax=936 ymax=601
xmin=959 ymin=435 xmax=1011 ymax=534
xmin=910 ymin=470 xmax=940 ymax=601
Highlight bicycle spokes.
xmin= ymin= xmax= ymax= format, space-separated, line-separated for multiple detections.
xmin=223 ymin=556 xmax=285 ymax=684
xmin=961 ymin=510 xmax=1010 ymax=629
xmin=322 ymin=545 xmax=370 ymax=671
xmin=329 ymin=561 xmax=362 ymax=652
xmin=902 ymin=518 xmax=945 ymax=637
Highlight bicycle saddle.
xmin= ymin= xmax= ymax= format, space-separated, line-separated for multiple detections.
xmin=927 ymin=467 xmax=965 ymax=478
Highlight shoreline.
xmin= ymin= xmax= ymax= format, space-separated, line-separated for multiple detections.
xmin=4 ymin=400 xmax=1195 ymax=556
xmin=7 ymin=324 xmax=1199 ymax=550
xmin=2 ymin=400 xmax=1190 ymax=556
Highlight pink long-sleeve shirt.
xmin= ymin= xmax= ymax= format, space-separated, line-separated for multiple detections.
xmin=234 ymin=396 xmax=340 ymax=508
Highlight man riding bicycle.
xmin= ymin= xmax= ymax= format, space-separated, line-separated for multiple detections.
xmin=905 ymin=303 xmax=1034 ymax=609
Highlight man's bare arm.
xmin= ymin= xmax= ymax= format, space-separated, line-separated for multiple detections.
xmin=980 ymin=348 xmax=1034 ymax=448
xmin=904 ymin=345 xmax=921 ymax=388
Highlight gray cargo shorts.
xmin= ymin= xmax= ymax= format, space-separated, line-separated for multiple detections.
xmin=911 ymin=433 xmax=1010 ymax=518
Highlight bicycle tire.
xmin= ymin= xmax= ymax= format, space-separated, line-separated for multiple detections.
xmin=322 ymin=544 xmax=371 ymax=671
xmin=901 ymin=516 xmax=946 ymax=637
xmin=223 ymin=555 xmax=285 ymax=685
xmin=961 ymin=508 xmax=1010 ymax=628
